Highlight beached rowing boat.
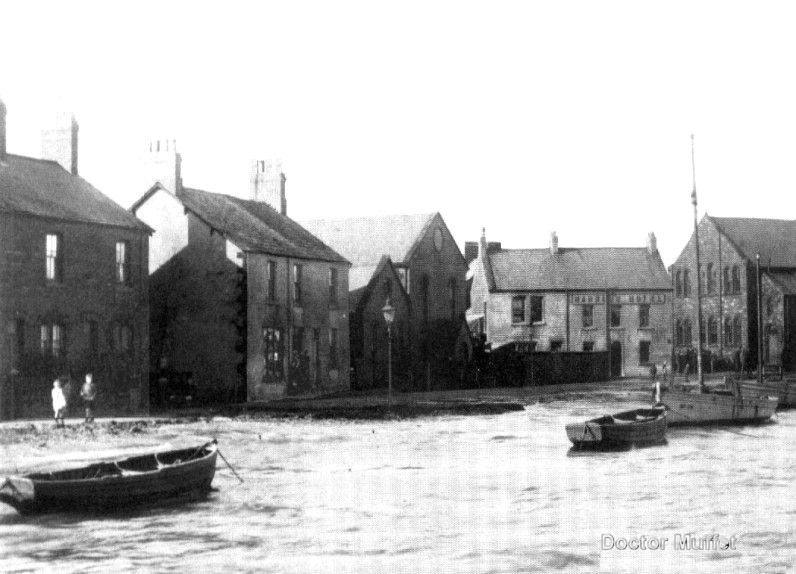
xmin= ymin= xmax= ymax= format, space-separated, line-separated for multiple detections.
xmin=0 ymin=441 xmax=217 ymax=515
xmin=655 ymin=385 xmax=778 ymax=426
xmin=565 ymin=408 xmax=667 ymax=449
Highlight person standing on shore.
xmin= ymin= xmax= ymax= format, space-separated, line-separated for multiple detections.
xmin=80 ymin=373 xmax=97 ymax=423
xmin=51 ymin=379 xmax=66 ymax=427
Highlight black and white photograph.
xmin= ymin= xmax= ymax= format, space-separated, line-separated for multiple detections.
xmin=0 ymin=2 xmax=793 ymax=572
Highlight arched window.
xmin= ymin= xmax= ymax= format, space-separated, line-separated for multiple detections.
xmin=723 ymin=266 xmax=731 ymax=293
xmin=683 ymin=269 xmax=691 ymax=297
xmin=724 ymin=317 xmax=733 ymax=346
xmin=683 ymin=318 xmax=692 ymax=345
xmin=675 ymin=319 xmax=683 ymax=346
xmin=707 ymin=316 xmax=718 ymax=345
xmin=731 ymin=265 xmax=741 ymax=294
xmin=675 ymin=270 xmax=683 ymax=297
xmin=706 ymin=263 xmax=716 ymax=295
xmin=733 ymin=315 xmax=742 ymax=346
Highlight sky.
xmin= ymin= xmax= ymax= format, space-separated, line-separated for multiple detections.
xmin=2 ymin=1 xmax=795 ymax=266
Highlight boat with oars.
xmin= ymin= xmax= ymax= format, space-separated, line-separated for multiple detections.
xmin=0 ymin=441 xmax=218 ymax=515
xmin=566 ymin=407 xmax=667 ymax=449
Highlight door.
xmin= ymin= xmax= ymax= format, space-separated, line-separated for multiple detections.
xmin=610 ymin=341 xmax=622 ymax=377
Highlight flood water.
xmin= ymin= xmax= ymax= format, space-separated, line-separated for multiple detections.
xmin=1 ymin=397 xmax=793 ymax=573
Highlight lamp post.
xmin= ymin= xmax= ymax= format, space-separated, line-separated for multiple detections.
xmin=382 ymin=298 xmax=395 ymax=413
xmin=756 ymin=253 xmax=763 ymax=384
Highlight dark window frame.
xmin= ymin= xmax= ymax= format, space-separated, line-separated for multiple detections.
xmin=115 ymin=240 xmax=131 ymax=285
xmin=639 ymin=341 xmax=651 ymax=365
xmin=529 ymin=295 xmax=544 ymax=323
xmin=638 ymin=304 xmax=650 ymax=328
xmin=511 ymin=295 xmax=526 ymax=324
xmin=582 ymin=304 xmax=594 ymax=328
xmin=610 ymin=304 xmax=621 ymax=327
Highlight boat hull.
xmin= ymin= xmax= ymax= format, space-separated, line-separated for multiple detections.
xmin=566 ymin=408 xmax=667 ymax=449
xmin=0 ymin=444 xmax=217 ymax=515
xmin=657 ymin=388 xmax=778 ymax=426
xmin=739 ymin=379 xmax=796 ymax=408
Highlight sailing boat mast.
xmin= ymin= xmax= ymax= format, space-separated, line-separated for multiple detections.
xmin=691 ymin=134 xmax=705 ymax=388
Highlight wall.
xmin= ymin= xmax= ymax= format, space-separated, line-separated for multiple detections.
xmin=0 ymin=212 xmax=149 ymax=418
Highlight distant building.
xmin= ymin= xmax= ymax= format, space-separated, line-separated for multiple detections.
xmin=670 ymin=215 xmax=796 ymax=372
xmin=131 ymin=153 xmax=350 ymax=402
xmin=0 ymin=100 xmax=151 ymax=419
xmin=301 ymin=213 xmax=471 ymax=390
xmin=468 ymin=229 xmax=672 ymax=377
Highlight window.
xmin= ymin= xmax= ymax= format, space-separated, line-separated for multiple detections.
xmin=683 ymin=319 xmax=692 ymax=344
xmin=530 ymin=296 xmax=543 ymax=323
xmin=582 ymin=341 xmax=594 ymax=352
xmin=724 ymin=317 xmax=733 ymax=346
xmin=731 ymin=265 xmax=741 ymax=294
xmin=267 ymin=261 xmax=277 ymax=301
xmin=707 ymin=316 xmax=718 ymax=345
xmin=675 ymin=319 xmax=683 ymax=346
xmin=675 ymin=270 xmax=682 ymax=297
xmin=638 ymin=304 xmax=650 ymax=328
xmin=329 ymin=328 xmax=339 ymax=369
xmin=683 ymin=269 xmax=691 ymax=297
xmin=292 ymin=326 xmax=304 ymax=355
xmin=397 ymin=267 xmax=410 ymax=294
xmin=113 ymin=323 xmax=132 ymax=353
xmin=115 ymin=241 xmax=130 ymax=284
xmin=449 ymin=278 xmax=457 ymax=321
xmin=582 ymin=304 xmax=594 ymax=328
xmin=293 ymin=264 xmax=303 ymax=305
xmin=639 ymin=341 xmax=651 ymax=364
xmin=706 ymin=263 xmax=716 ymax=295
xmin=40 ymin=323 xmax=63 ymax=356
xmin=511 ymin=296 xmax=526 ymax=324
xmin=549 ymin=340 xmax=563 ymax=352
xmin=45 ymin=233 xmax=62 ymax=281
xmin=610 ymin=304 xmax=621 ymax=327
xmin=329 ymin=267 xmax=338 ymax=307
xmin=263 ymin=327 xmax=283 ymax=381
xmin=723 ymin=266 xmax=731 ymax=294
xmin=732 ymin=315 xmax=742 ymax=347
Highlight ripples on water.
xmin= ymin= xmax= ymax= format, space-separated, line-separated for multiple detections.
xmin=0 ymin=399 xmax=793 ymax=573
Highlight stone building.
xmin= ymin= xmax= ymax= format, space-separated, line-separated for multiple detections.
xmin=0 ymin=100 xmax=151 ymax=419
xmin=468 ymin=230 xmax=672 ymax=377
xmin=301 ymin=213 xmax=471 ymax=390
xmin=670 ymin=215 xmax=796 ymax=372
xmin=131 ymin=153 xmax=350 ymax=402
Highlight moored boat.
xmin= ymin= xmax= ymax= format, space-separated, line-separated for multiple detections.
xmin=566 ymin=408 xmax=667 ymax=449
xmin=0 ymin=441 xmax=217 ymax=515
xmin=655 ymin=385 xmax=778 ymax=426
xmin=738 ymin=378 xmax=796 ymax=408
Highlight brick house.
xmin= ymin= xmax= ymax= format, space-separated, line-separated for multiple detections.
xmin=0 ymin=101 xmax=151 ymax=419
xmin=670 ymin=215 xmax=796 ymax=373
xmin=468 ymin=229 xmax=672 ymax=377
xmin=301 ymin=213 xmax=471 ymax=390
xmin=131 ymin=152 xmax=350 ymax=402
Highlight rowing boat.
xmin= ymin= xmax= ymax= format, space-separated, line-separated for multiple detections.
xmin=565 ymin=408 xmax=667 ymax=449
xmin=655 ymin=384 xmax=778 ymax=426
xmin=0 ymin=441 xmax=217 ymax=515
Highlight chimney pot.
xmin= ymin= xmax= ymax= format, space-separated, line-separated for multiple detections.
xmin=41 ymin=112 xmax=79 ymax=175
xmin=550 ymin=231 xmax=559 ymax=255
xmin=250 ymin=159 xmax=287 ymax=215
xmin=647 ymin=232 xmax=658 ymax=254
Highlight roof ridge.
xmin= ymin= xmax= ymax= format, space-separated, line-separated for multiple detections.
xmin=5 ymin=153 xmax=66 ymax=167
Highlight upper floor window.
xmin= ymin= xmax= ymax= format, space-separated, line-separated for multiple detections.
xmin=707 ymin=316 xmax=718 ymax=345
xmin=40 ymin=323 xmax=64 ymax=356
xmin=724 ymin=316 xmax=734 ymax=347
xmin=638 ymin=304 xmax=650 ymax=328
xmin=682 ymin=269 xmax=691 ymax=297
xmin=582 ymin=304 xmax=594 ymax=328
xmin=706 ymin=263 xmax=716 ymax=295
xmin=731 ymin=265 xmax=741 ymax=294
xmin=530 ymin=296 xmax=544 ymax=323
xmin=329 ymin=267 xmax=338 ymax=307
xmin=267 ymin=260 xmax=277 ymax=301
xmin=115 ymin=241 xmax=130 ymax=284
xmin=723 ymin=266 xmax=731 ymax=294
xmin=511 ymin=296 xmax=525 ymax=324
xmin=675 ymin=270 xmax=683 ymax=297
xmin=45 ymin=233 xmax=62 ymax=282
xmin=293 ymin=263 xmax=303 ymax=305
xmin=610 ymin=304 xmax=621 ymax=327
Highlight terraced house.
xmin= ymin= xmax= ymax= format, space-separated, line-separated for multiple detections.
xmin=132 ymin=152 xmax=350 ymax=403
xmin=670 ymin=215 xmax=796 ymax=373
xmin=468 ymin=229 xmax=672 ymax=378
xmin=0 ymin=101 xmax=151 ymax=419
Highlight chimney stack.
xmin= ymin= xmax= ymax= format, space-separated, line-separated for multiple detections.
xmin=550 ymin=231 xmax=559 ymax=255
xmin=0 ymin=98 xmax=6 ymax=162
xmin=647 ymin=232 xmax=658 ymax=255
xmin=144 ymin=138 xmax=182 ymax=194
xmin=41 ymin=112 xmax=79 ymax=175
xmin=250 ymin=160 xmax=287 ymax=215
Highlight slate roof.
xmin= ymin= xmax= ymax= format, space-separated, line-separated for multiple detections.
xmin=710 ymin=216 xmax=796 ymax=268
xmin=0 ymin=153 xmax=149 ymax=231
xmin=767 ymin=271 xmax=796 ymax=295
xmin=488 ymin=247 xmax=671 ymax=291
xmin=300 ymin=213 xmax=438 ymax=267
xmin=176 ymin=187 xmax=348 ymax=263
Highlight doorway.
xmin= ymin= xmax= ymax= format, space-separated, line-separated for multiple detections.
xmin=610 ymin=341 xmax=622 ymax=377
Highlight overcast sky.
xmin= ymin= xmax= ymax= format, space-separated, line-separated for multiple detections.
xmin=2 ymin=1 xmax=795 ymax=265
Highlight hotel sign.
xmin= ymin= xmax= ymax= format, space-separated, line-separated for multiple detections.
xmin=569 ymin=292 xmax=667 ymax=305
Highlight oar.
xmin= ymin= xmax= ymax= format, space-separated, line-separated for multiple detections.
xmin=663 ymin=405 xmax=760 ymax=438
xmin=216 ymin=446 xmax=244 ymax=483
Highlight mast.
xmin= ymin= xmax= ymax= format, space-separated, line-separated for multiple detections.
xmin=691 ymin=134 xmax=705 ymax=389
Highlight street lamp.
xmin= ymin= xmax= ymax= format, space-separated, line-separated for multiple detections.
xmin=382 ymin=298 xmax=395 ymax=412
